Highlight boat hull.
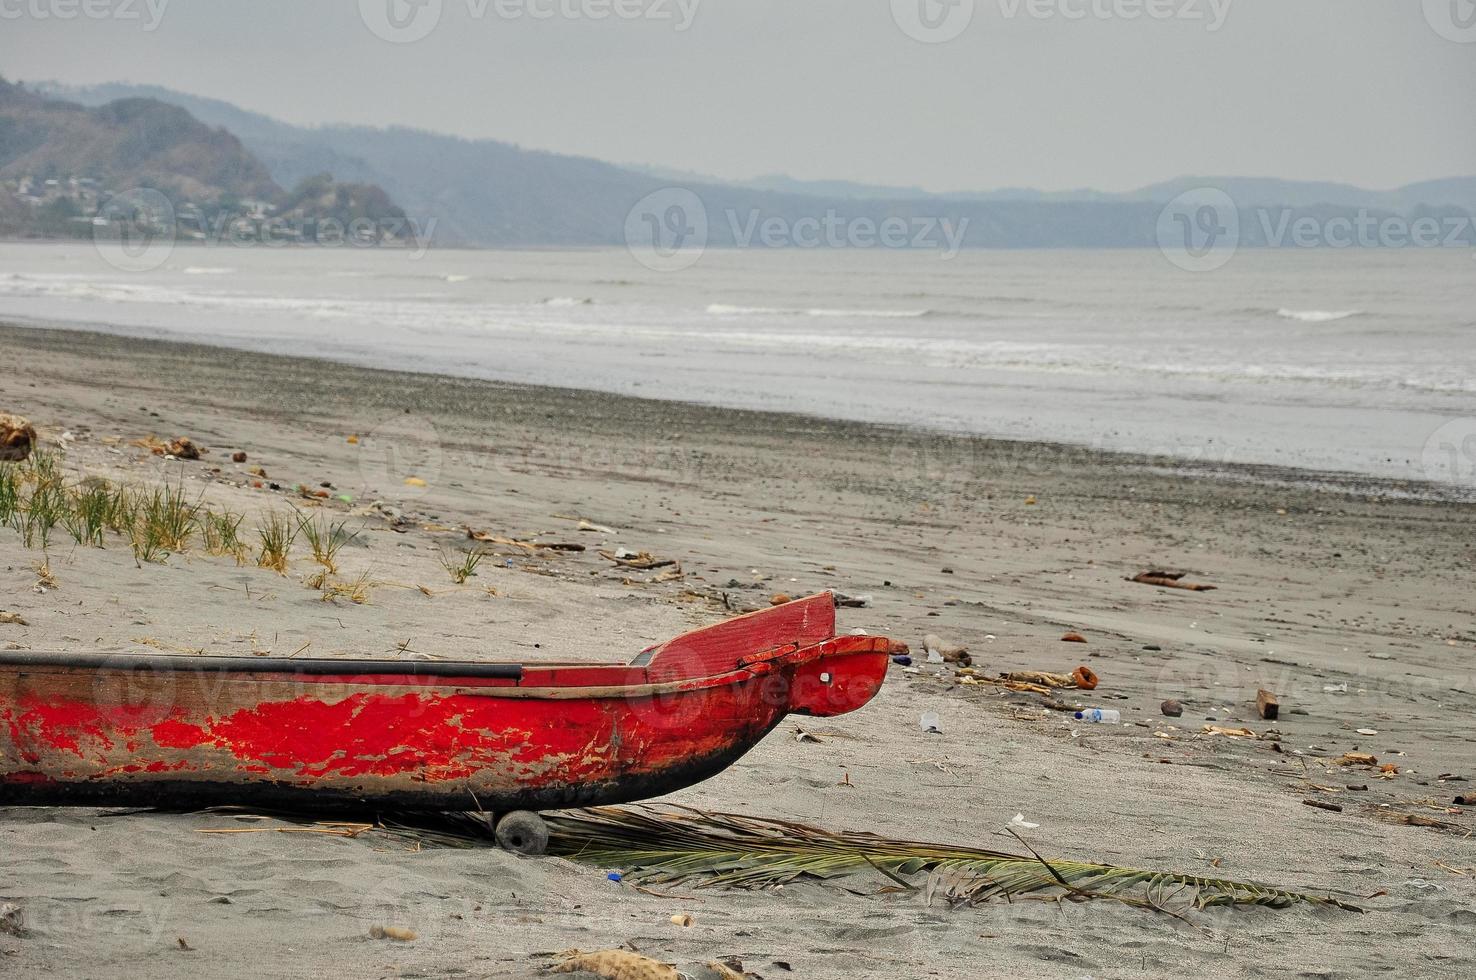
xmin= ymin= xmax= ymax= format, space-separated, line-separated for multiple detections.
xmin=1 ymin=595 xmax=891 ymax=810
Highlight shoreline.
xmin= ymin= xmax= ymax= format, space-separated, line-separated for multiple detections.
xmin=6 ymin=241 xmax=1472 ymax=488
xmin=7 ymin=317 xmax=1470 ymax=506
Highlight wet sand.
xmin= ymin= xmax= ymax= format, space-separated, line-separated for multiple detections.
xmin=2 ymin=322 xmax=1474 ymax=978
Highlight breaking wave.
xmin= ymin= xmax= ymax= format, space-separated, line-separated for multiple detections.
xmin=705 ymin=303 xmax=930 ymax=318
xmin=1276 ymin=308 xmax=1362 ymax=323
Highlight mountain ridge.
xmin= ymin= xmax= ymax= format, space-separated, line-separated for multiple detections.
xmin=19 ymin=79 xmax=1476 ymax=248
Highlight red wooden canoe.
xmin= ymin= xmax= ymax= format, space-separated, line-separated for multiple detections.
xmin=0 ymin=593 xmax=891 ymax=811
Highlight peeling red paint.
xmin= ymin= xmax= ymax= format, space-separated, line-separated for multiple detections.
xmin=1 ymin=594 xmax=890 ymax=809
xmin=12 ymin=699 xmax=117 ymax=759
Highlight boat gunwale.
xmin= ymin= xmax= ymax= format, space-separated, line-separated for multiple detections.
xmin=0 ymin=636 xmax=888 ymax=695
xmin=0 ymin=650 xmax=527 ymax=679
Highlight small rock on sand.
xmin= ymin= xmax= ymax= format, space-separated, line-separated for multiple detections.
xmin=0 ymin=413 xmax=36 ymax=462
xmin=368 ymin=924 xmax=416 ymax=942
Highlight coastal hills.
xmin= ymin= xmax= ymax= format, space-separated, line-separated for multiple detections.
xmin=0 ymin=79 xmax=413 ymax=244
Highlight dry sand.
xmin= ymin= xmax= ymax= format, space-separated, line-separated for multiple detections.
xmin=2 ymin=322 xmax=1474 ymax=979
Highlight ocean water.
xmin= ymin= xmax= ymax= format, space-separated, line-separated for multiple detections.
xmin=3 ymin=242 xmax=1473 ymax=489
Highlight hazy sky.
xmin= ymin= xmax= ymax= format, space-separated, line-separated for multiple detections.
xmin=2 ymin=0 xmax=1473 ymax=192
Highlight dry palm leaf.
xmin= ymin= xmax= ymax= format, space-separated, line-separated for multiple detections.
xmin=542 ymin=805 xmax=1361 ymax=915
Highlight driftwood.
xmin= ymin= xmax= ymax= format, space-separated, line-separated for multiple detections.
xmin=1257 ymin=688 xmax=1280 ymax=720
xmin=467 ymin=530 xmax=585 ymax=552
xmin=961 ymin=667 xmax=1098 ymax=693
xmin=598 ymin=549 xmax=676 ymax=570
xmin=1129 ymin=570 xmax=1217 ymax=591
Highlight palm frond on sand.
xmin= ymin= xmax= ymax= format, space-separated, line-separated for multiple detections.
xmin=541 ymin=805 xmax=1363 ymax=915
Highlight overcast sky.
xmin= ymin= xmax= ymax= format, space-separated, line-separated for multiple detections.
xmin=2 ymin=0 xmax=1473 ymax=192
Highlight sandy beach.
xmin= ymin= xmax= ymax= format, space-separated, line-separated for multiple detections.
xmin=2 ymin=320 xmax=1474 ymax=979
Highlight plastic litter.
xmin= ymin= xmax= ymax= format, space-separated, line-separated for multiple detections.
xmin=1074 ymin=709 xmax=1121 ymax=724
xmin=920 ymin=711 xmax=942 ymax=734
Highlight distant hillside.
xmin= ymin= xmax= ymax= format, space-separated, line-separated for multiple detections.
xmin=630 ymin=161 xmax=1476 ymax=212
xmin=0 ymin=79 xmax=413 ymax=243
xmin=717 ymin=172 xmax=1476 ymax=212
xmin=0 ymin=78 xmax=277 ymax=203
xmin=32 ymin=80 xmax=665 ymax=245
xmin=25 ymin=80 xmax=1476 ymax=248
xmin=1124 ymin=175 xmax=1476 ymax=213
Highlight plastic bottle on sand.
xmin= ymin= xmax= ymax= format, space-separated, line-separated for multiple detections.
xmin=1074 ymin=709 xmax=1120 ymax=724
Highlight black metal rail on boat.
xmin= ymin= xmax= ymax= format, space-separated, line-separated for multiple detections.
xmin=0 ymin=650 xmax=526 ymax=680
